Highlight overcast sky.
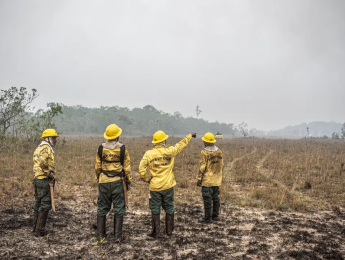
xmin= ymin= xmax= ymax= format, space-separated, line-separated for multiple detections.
xmin=0 ymin=0 xmax=344 ymax=130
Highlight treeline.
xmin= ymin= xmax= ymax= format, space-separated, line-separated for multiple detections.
xmin=0 ymin=87 xmax=62 ymax=142
xmin=54 ymin=105 xmax=236 ymax=136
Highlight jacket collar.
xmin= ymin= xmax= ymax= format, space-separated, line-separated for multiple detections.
xmin=40 ymin=140 xmax=54 ymax=154
xmin=204 ymin=145 xmax=219 ymax=152
xmin=154 ymin=144 xmax=166 ymax=148
xmin=103 ymin=140 xmax=123 ymax=149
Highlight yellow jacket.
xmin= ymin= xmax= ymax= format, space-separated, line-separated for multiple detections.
xmin=33 ymin=141 xmax=55 ymax=180
xmin=197 ymin=147 xmax=223 ymax=187
xmin=139 ymin=134 xmax=192 ymax=191
xmin=95 ymin=141 xmax=132 ymax=184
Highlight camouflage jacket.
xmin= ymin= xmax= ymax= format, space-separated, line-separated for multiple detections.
xmin=33 ymin=141 xmax=55 ymax=180
xmin=95 ymin=140 xmax=132 ymax=184
xmin=197 ymin=147 xmax=223 ymax=187
xmin=139 ymin=134 xmax=192 ymax=191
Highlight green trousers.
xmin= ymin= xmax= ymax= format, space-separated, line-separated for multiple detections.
xmin=149 ymin=187 xmax=174 ymax=215
xmin=97 ymin=180 xmax=125 ymax=217
xmin=202 ymin=186 xmax=220 ymax=209
xmin=33 ymin=179 xmax=52 ymax=212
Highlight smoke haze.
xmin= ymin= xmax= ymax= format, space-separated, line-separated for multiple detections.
xmin=1 ymin=0 xmax=344 ymax=130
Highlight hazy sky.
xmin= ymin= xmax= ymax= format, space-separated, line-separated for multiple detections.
xmin=1 ymin=0 xmax=344 ymax=130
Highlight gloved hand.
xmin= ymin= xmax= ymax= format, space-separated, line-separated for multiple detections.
xmin=48 ymin=171 xmax=55 ymax=180
xmin=191 ymin=133 xmax=197 ymax=138
xmin=148 ymin=176 xmax=153 ymax=183
xmin=125 ymin=176 xmax=131 ymax=190
xmin=48 ymin=172 xmax=55 ymax=185
xmin=197 ymin=180 xmax=202 ymax=187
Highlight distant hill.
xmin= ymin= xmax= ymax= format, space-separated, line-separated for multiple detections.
xmin=268 ymin=121 xmax=343 ymax=137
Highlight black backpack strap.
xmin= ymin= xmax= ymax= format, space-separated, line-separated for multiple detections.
xmin=120 ymin=145 xmax=126 ymax=166
xmin=98 ymin=145 xmax=103 ymax=162
xmin=99 ymin=144 xmax=126 ymax=178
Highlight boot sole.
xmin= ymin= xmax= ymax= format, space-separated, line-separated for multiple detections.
xmin=34 ymin=232 xmax=48 ymax=237
xmin=147 ymin=234 xmax=158 ymax=238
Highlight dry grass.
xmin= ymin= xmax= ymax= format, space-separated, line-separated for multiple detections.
xmin=0 ymin=137 xmax=345 ymax=212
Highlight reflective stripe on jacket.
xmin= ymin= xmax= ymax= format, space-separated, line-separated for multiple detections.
xmin=197 ymin=148 xmax=223 ymax=187
xmin=139 ymin=134 xmax=192 ymax=191
xmin=33 ymin=142 xmax=55 ymax=180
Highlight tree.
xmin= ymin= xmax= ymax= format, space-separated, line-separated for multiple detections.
xmin=135 ymin=120 xmax=146 ymax=134
xmin=237 ymin=122 xmax=249 ymax=137
xmin=118 ymin=114 xmax=133 ymax=132
xmin=174 ymin=111 xmax=183 ymax=118
xmin=332 ymin=132 xmax=340 ymax=139
xmin=19 ymin=103 xmax=63 ymax=141
xmin=195 ymin=105 xmax=202 ymax=118
xmin=0 ymin=87 xmax=38 ymax=135
xmin=0 ymin=87 xmax=63 ymax=143
xmin=341 ymin=123 xmax=345 ymax=139
xmin=143 ymin=105 xmax=158 ymax=113
xmin=249 ymin=128 xmax=259 ymax=137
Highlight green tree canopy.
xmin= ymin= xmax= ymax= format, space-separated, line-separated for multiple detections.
xmin=54 ymin=104 xmax=236 ymax=136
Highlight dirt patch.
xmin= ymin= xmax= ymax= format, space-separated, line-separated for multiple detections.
xmin=1 ymin=199 xmax=344 ymax=259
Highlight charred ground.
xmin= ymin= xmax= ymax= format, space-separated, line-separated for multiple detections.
xmin=0 ymin=137 xmax=345 ymax=259
xmin=1 ymin=198 xmax=344 ymax=259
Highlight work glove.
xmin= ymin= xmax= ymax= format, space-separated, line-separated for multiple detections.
xmin=148 ymin=176 xmax=153 ymax=183
xmin=126 ymin=178 xmax=131 ymax=191
xmin=197 ymin=179 xmax=202 ymax=187
xmin=48 ymin=171 xmax=55 ymax=184
xmin=191 ymin=133 xmax=197 ymax=138
xmin=48 ymin=172 xmax=55 ymax=187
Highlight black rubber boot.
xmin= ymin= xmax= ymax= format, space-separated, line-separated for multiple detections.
xmin=114 ymin=216 xmax=124 ymax=243
xmin=35 ymin=211 xmax=49 ymax=236
xmin=97 ymin=216 xmax=106 ymax=241
xmin=212 ymin=201 xmax=220 ymax=221
xmin=172 ymin=213 xmax=174 ymax=232
xmin=199 ymin=206 xmax=212 ymax=224
xmin=32 ymin=211 xmax=38 ymax=233
xmin=147 ymin=214 xmax=160 ymax=238
xmin=166 ymin=213 xmax=174 ymax=236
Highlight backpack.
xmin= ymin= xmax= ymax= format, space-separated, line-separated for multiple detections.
xmin=97 ymin=144 xmax=126 ymax=177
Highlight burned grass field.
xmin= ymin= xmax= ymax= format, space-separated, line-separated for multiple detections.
xmin=1 ymin=137 xmax=345 ymax=259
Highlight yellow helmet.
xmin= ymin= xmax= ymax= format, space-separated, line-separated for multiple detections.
xmin=202 ymin=132 xmax=216 ymax=143
xmin=40 ymin=129 xmax=59 ymax=139
xmin=104 ymin=124 xmax=122 ymax=140
xmin=152 ymin=130 xmax=169 ymax=144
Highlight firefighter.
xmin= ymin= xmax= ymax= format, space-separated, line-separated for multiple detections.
xmin=95 ymin=124 xmax=131 ymax=242
xmin=139 ymin=131 xmax=196 ymax=238
xmin=197 ymin=132 xmax=224 ymax=223
xmin=32 ymin=129 xmax=59 ymax=236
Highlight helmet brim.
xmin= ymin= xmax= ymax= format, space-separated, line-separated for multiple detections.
xmin=104 ymin=128 xmax=122 ymax=140
xmin=40 ymin=135 xmax=59 ymax=139
xmin=202 ymin=136 xmax=216 ymax=143
xmin=152 ymin=135 xmax=169 ymax=144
